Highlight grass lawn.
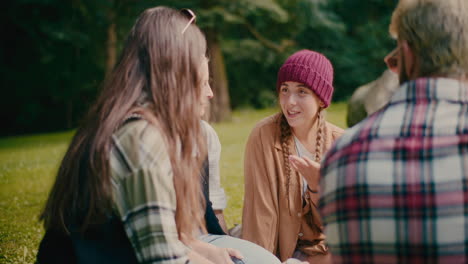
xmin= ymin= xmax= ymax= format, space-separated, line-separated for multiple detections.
xmin=0 ymin=103 xmax=347 ymax=264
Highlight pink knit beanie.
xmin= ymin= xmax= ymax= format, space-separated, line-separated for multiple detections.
xmin=276 ymin=49 xmax=334 ymax=108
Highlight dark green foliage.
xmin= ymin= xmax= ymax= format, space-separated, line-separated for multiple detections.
xmin=224 ymin=0 xmax=397 ymax=107
xmin=1 ymin=0 xmax=397 ymax=135
xmin=2 ymin=0 xmax=106 ymax=135
xmin=324 ymin=0 xmax=397 ymax=101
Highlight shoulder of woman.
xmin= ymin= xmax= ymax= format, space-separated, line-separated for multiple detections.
xmin=247 ymin=114 xmax=280 ymax=146
xmin=325 ymin=121 xmax=345 ymax=141
xmin=200 ymin=119 xmax=221 ymax=152
xmin=113 ymin=119 xmax=167 ymax=162
xmin=117 ymin=118 xmax=162 ymax=140
xmin=248 ymin=113 xmax=281 ymax=141
xmin=200 ymin=119 xmax=215 ymax=136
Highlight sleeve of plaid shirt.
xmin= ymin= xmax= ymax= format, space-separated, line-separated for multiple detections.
xmin=110 ymin=120 xmax=190 ymax=264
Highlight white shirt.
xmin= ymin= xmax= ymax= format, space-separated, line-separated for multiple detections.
xmin=294 ymin=136 xmax=315 ymax=197
xmin=201 ymin=120 xmax=227 ymax=210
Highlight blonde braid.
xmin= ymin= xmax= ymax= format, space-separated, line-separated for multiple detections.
xmin=314 ymin=109 xmax=326 ymax=162
xmin=279 ymin=114 xmax=292 ymax=197
xmin=305 ymin=109 xmax=327 ymax=234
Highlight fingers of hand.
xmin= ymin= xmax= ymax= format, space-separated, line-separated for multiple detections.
xmin=226 ymin=248 xmax=243 ymax=259
xmin=217 ymin=248 xmax=231 ymax=263
xmin=224 ymin=253 xmax=232 ymax=263
xmin=290 ymin=160 xmax=299 ymax=171
xmin=302 ymin=156 xmax=320 ymax=169
xmin=289 ymin=155 xmax=308 ymax=169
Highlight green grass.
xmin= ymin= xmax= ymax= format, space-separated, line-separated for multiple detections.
xmin=0 ymin=104 xmax=347 ymax=264
xmin=0 ymin=131 xmax=74 ymax=264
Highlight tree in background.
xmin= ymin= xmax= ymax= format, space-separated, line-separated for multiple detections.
xmin=1 ymin=0 xmax=396 ymax=135
xmin=224 ymin=0 xmax=396 ymax=107
xmin=323 ymin=0 xmax=397 ymax=101
xmin=2 ymin=0 xmax=107 ymax=135
xmin=197 ymin=0 xmax=295 ymax=121
xmin=1 ymin=0 xmax=159 ymax=135
xmin=223 ymin=0 xmax=343 ymax=109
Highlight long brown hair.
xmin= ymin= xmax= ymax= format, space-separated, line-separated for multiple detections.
xmin=40 ymin=6 xmax=207 ymax=238
xmin=279 ymin=109 xmax=325 ymax=198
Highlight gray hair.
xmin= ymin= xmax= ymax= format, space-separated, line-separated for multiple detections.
xmin=390 ymin=0 xmax=468 ymax=78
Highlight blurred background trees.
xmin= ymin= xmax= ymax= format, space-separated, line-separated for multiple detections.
xmin=1 ymin=0 xmax=396 ymax=136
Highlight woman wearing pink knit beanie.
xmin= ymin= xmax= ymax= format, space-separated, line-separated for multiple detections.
xmin=242 ymin=49 xmax=344 ymax=263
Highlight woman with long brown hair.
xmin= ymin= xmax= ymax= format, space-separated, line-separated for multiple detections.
xmin=242 ymin=49 xmax=344 ymax=263
xmin=37 ymin=6 xmax=241 ymax=264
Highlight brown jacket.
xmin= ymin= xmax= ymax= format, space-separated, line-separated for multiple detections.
xmin=241 ymin=113 xmax=344 ymax=261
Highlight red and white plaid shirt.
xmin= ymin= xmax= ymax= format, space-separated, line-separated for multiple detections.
xmin=320 ymin=78 xmax=468 ymax=264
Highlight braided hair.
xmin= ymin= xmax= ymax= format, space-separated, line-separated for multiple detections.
xmin=279 ymin=109 xmax=326 ymax=199
xmin=279 ymin=114 xmax=293 ymax=198
xmin=314 ymin=109 xmax=325 ymax=162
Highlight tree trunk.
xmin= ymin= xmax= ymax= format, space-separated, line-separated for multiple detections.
xmin=206 ymin=30 xmax=231 ymax=122
xmin=105 ymin=10 xmax=116 ymax=76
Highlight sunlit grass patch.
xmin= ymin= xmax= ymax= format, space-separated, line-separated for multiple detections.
xmin=0 ymin=130 xmax=73 ymax=264
xmin=0 ymin=104 xmax=347 ymax=263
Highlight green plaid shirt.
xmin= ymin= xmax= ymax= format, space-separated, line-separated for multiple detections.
xmin=110 ymin=119 xmax=190 ymax=264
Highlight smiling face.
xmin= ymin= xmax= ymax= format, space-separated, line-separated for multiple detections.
xmin=279 ymin=81 xmax=324 ymax=131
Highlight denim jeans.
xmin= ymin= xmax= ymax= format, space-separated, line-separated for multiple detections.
xmin=200 ymin=234 xmax=282 ymax=264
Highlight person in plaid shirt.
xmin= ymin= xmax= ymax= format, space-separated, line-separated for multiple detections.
xmin=317 ymin=0 xmax=468 ymax=263
xmin=37 ymin=6 xmax=244 ymax=264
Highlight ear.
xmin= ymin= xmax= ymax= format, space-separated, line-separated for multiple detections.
xmin=401 ymin=40 xmax=418 ymax=79
xmin=318 ymin=100 xmax=325 ymax=108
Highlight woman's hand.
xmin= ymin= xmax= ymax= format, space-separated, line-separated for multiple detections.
xmin=188 ymin=238 xmax=243 ymax=264
xmin=289 ymin=155 xmax=320 ymax=192
xmin=282 ymin=258 xmax=309 ymax=264
xmin=204 ymin=246 xmax=243 ymax=264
